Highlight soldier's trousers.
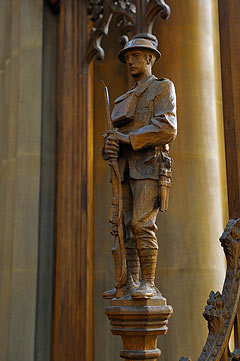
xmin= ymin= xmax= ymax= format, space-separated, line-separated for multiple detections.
xmin=122 ymin=178 xmax=159 ymax=250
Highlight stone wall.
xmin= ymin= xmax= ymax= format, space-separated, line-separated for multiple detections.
xmin=0 ymin=2 xmax=56 ymax=360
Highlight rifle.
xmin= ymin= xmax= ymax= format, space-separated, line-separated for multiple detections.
xmin=101 ymin=81 xmax=126 ymax=297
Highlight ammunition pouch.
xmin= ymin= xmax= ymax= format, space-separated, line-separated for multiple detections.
xmin=158 ymin=151 xmax=173 ymax=212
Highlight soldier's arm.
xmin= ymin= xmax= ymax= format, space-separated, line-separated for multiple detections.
xmin=102 ymin=131 xmax=119 ymax=159
xmin=129 ymin=80 xmax=177 ymax=151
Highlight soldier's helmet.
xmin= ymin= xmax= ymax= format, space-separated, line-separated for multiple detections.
xmin=118 ymin=33 xmax=161 ymax=64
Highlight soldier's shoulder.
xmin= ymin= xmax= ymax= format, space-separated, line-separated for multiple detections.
xmin=155 ymin=77 xmax=168 ymax=82
xmin=114 ymin=89 xmax=132 ymax=103
xmin=153 ymin=77 xmax=174 ymax=86
xmin=151 ymin=77 xmax=175 ymax=93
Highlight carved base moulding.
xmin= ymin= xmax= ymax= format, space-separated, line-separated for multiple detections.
xmin=105 ymin=296 xmax=173 ymax=361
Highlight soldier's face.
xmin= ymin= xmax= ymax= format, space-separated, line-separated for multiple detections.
xmin=125 ymin=50 xmax=152 ymax=79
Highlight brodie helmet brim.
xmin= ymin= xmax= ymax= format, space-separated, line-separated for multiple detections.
xmin=118 ymin=38 xmax=161 ymax=64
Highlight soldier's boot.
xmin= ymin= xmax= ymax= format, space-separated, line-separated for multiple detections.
xmin=103 ymin=248 xmax=140 ymax=299
xmin=131 ymin=248 xmax=158 ymax=299
xmin=121 ymin=248 xmax=140 ymax=296
xmin=103 ymin=287 xmax=116 ymax=299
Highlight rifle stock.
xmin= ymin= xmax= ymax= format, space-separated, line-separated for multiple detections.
xmin=102 ymin=81 xmax=127 ymax=294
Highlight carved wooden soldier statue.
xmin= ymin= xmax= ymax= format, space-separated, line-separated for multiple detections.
xmin=103 ymin=34 xmax=177 ymax=299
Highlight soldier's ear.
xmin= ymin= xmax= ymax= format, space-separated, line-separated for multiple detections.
xmin=150 ymin=54 xmax=156 ymax=66
xmin=145 ymin=54 xmax=152 ymax=65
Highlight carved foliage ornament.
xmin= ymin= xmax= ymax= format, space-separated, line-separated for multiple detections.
xmin=181 ymin=219 xmax=240 ymax=361
xmin=87 ymin=0 xmax=171 ymax=63
xmin=198 ymin=219 xmax=240 ymax=361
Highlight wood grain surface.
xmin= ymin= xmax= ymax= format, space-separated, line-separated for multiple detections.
xmin=52 ymin=1 xmax=94 ymax=360
xmin=219 ymin=0 xmax=240 ymax=219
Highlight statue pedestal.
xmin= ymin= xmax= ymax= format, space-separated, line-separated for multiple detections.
xmin=105 ymin=296 xmax=173 ymax=360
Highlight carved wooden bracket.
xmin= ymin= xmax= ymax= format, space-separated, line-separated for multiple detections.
xmin=106 ymin=297 xmax=173 ymax=360
xmin=86 ymin=0 xmax=171 ymax=63
xmin=180 ymin=219 xmax=240 ymax=361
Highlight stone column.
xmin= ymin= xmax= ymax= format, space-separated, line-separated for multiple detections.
xmin=153 ymin=0 xmax=228 ymax=360
xmin=0 ymin=1 xmax=44 ymax=360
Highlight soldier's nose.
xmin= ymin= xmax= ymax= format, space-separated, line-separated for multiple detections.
xmin=128 ymin=56 xmax=133 ymax=64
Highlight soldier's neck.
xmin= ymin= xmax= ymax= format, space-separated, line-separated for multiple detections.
xmin=133 ymin=70 xmax=152 ymax=85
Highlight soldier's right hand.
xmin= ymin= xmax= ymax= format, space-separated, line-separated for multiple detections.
xmin=103 ymin=131 xmax=119 ymax=159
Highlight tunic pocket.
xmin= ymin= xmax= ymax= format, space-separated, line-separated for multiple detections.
xmin=112 ymin=92 xmax=138 ymax=127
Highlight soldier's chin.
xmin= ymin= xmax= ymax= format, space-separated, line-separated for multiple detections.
xmin=131 ymin=72 xmax=141 ymax=79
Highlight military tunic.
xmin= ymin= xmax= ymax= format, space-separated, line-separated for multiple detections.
xmin=111 ymin=74 xmax=177 ymax=250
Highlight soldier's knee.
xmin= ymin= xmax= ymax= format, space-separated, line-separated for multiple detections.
xmin=131 ymin=218 xmax=140 ymax=236
xmin=132 ymin=218 xmax=157 ymax=235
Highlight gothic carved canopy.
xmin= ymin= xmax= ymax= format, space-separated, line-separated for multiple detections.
xmin=87 ymin=0 xmax=170 ymax=63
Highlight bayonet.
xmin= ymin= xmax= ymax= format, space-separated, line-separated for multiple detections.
xmin=101 ymin=80 xmax=112 ymax=130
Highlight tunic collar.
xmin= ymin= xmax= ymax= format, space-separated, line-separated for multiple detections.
xmin=113 ymin=75 xmax=156 ymax=103
xmin=134 ymin=74 xmax=156 ymax=95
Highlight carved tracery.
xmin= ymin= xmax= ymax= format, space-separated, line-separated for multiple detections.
xmin=87 ymin=0 xmax=170 ymax=63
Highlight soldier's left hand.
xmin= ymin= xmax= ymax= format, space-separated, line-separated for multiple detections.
xmin=115 ymin=131 xmax=130 ymax=144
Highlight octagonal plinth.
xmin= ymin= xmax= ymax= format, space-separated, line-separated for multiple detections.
xmin=105 ymin=296 xmax=173 ymax=361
